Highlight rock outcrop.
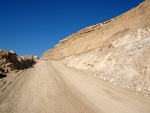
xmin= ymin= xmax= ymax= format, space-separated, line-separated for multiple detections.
xmin=63 ymin=26 xmax=150 ymax=98
xmin=42 ymin=0 xmax=150 ymax=60
xmin=0 ymin=50 xmax=35 ymax=73
xmin=41 ymin=0 xmax=150 ymax=98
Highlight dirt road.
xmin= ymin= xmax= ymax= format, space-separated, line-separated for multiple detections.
xmin=0 ymin=60 xmax=150 ymax=113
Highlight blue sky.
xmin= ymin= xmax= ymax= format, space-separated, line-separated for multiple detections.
xmin=0 ymin=0 xmax=145 ymax=57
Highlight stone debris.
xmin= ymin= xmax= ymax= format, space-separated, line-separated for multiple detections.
xmin=63 ymin=27 xmax=150 ymax=99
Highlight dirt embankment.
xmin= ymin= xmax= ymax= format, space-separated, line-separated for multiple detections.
xmin=63 ymin=26 xmax=150 ymax=99
xmin=41 ymin=0 xmax=150 ymax=60
xmin=41 ymin=0 xmax=150 ymax=99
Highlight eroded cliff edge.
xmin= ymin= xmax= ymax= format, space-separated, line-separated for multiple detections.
xmin=42 ymin=0 xmax=150 ymax=98
xmin=0 ymin=50 xmax=36 ymax=74
xmin=42 ymin=0 xmax=150 ymax=60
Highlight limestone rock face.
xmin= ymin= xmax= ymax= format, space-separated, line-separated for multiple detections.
xmin=0 ymin=50 xmax=35 ymax=73
xmin=63 ymin=27 xmax=150 ymax=98
xmin=41 ymin=0 xmax=150 ymax=98
xmin=42 ymin=0 xmax=150 ymax=60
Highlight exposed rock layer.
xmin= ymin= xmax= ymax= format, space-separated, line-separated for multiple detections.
xmin=42 ymin=0 xmax=150 ymax=60
xmin=63 ymin=26 xmax=150 ymax=98
xmin=42 ymin=0 xmax=150 ymax=98
xmin=0 ymin=50 xmax=35 ymax=73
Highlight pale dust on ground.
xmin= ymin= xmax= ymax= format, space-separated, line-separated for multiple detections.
xmin=0 ymin=60 xmax=150 ymax=113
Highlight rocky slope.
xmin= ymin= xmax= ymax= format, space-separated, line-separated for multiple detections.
xmin=63 ymin=26 xmax=150 ymax=98
xmin=42 ymin=0 xmax=150 ymax=60
xmin=0 ymin=50 xmax=36 ymax=74
xmin=42 ymin=0 xmax=150 ymax=98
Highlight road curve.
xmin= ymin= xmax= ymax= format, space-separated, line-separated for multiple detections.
xmin=0 ymin=60 xmax=150 ymax=113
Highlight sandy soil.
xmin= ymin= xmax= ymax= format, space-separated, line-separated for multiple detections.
xmin=0 ymin=60 xmax=150 ymax=113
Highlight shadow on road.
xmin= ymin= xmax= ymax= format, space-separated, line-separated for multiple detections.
xmin=0 ymin=74 xmax=7 ymax=79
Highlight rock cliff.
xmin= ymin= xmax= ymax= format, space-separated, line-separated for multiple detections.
xmin=42 ymin=0 xmax=150 ymax=98
xmin=63 ymin=26 xmax=150 ymax=98
xmin=42 ymin=0 xmax=150 ymax=60
xmin=0 ymin=50 xmax=36 ymax=74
